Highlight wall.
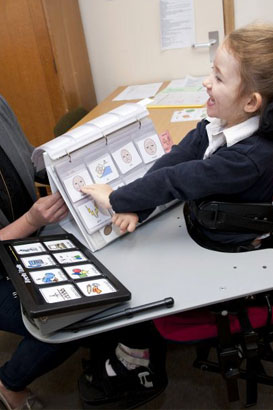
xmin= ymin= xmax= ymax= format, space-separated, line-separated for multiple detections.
xmin=234 ymin=0 xmax=273 ymax=27
xmin=79 ymin=0 xmax=273 ymax=104
xmin=78 ymin=0 xmax=223 ymax=103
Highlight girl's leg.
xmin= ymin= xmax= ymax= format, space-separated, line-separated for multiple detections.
xmin=79 ymin=321 xmax=168 ymax=408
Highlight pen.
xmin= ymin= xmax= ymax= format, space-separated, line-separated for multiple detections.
xmin=65 ymin=297 xmax=175 ymax=331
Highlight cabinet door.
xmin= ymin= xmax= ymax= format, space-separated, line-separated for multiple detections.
xmin=0 ymin=0 xmax=96 ymax=147
xmin=0 ymin=0 xmax=66 ymax=146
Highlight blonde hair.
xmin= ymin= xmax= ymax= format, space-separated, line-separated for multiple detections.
xmin=224 ymin=23 xmax=273 ymax=115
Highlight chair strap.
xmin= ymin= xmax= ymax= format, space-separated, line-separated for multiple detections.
xmin=191 ymin=200 xmax=273 ymax=233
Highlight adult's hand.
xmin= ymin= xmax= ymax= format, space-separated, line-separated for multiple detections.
xmin=25 ymin=192 xmax=68 ymax=229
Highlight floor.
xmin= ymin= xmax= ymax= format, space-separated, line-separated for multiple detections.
xmin=1 ymin=331 xmax=273 ymax=410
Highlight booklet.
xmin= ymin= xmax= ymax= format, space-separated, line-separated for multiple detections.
xmin=32 ymin=103 xmax=175 ymax=251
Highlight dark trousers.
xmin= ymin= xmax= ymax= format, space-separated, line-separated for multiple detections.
xmin=0 ymin=278 xmax=78 ymax=391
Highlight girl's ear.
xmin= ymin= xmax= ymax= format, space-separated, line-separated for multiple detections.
xmin=244 ymin=92 xmax=262 ymax=114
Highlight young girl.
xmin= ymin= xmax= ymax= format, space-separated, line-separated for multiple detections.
xmin=80 ymin=23 xmax=273 ymax=408
xmin=82 ymin=24 xmax=273 ymax=251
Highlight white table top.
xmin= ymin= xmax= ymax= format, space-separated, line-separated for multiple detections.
xmin=23 ymin=203 xmax=273 ymax=342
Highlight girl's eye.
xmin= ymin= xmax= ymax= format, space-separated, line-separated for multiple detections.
xmin=211 ymin=66 xmax=222 ymax=82
xmin=215 ymin=74 xmax=222 ymax=82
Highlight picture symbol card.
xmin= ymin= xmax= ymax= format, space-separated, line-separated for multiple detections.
xmin=77 ymin=200 xmax=111 ymax=234
xmin=64 ymin=263 xmax=101 ymax=279
xmin=43 ymin=239 xmax=75 ymax=251
xmin=40 ymin=284 xmax=81 ymax=303
xmin=99 ymin=223 xmax=121 ymax=243
xmin=111 ymin=142 xmax=142 ymax=174
xmin=29 ymin=268 xmax=68 ymax=284
xmin=76 ymin=278 xmax=117 ymax=297
xmin=159 ymin=130 xmax=174 ymax=153
xmin=87 ymin=154 xmax=119 ymax=184
xmin=21 ymin=255 xmax=56 ymax=269
xmin=14 ymin=243 xmax=46 ymax=255
xmin=63 ymin=168 xmax=93 ymax=203
xmin=136 ymin=134 xmax=165 ymax=163
xmin=53 ymin=250 xmax=88 ymax=264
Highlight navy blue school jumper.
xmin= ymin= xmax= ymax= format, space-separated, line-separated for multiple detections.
xmin=110 ymin=119 xmax=273 ymax=245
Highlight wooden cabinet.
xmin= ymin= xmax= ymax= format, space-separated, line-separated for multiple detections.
xmin=0 ymin=0 xmax=97 ymax=146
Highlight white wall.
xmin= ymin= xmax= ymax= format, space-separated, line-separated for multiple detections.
xmin=79 ymin=0 xmax=273 ymax=104
xmin=78 ymin=0 xmax=223 ymax=103
xmin=234 ymin=0 xmax=273 ymax=28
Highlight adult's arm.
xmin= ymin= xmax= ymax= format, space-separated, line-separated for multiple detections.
xmin=0 ymin=193 xmax=68 ymax=240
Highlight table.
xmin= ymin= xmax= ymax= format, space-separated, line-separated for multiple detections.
xmin=23 ymin=86 xmax=273 ymax=342
xmin=23 ymin=203 xmax=273 ymax=343
xmin=75 ymin=82 xmax=198 ymax=145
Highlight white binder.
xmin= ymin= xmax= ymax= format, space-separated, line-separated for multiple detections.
xmin=32 ymin=103 xmax=173 ymax=251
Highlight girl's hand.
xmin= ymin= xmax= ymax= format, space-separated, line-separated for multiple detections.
xmin=81 ymin=184 xmax=113 ymax=209
xmin=25 ymin=192 xmax=68 ymax=229
xmin=112 ymin=212 xmax=139 ymax=233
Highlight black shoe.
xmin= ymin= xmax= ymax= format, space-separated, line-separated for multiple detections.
xmin=78 ymin=351 xmax=168 ymax=409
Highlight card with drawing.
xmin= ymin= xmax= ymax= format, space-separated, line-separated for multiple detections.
xmin=136 ymin=134 xmax=165 ymax=163
xmin=53 ymin=250 xmax=88 ymax=264
xmin=40 ymin=284 xmax=81 ymax=303
xmin=76 ymin=278 xmax=117 ymax=297
xmin=77 ymin=200 xmax=111 ymax=234
xmin=43 ymin=239 xmax=75 ymax=251
xmin=99 ymin=223 xmax=121 ymax=243
xmin=29 ymin=268 xmax=68 ymax=285
xmin=13 ymin=243 xmax=46 ymax=255
xmin=87 ymin=154 xmax=119 ymax=184
xmin=159 ymin=130 xmax=174 ymax=153
xmin=62 ymin=168 xmax=93 ymax=203
xmin=111 ymin=142 xmax=142 ymax=174
xmin=21 ymin=255 xmax=56 ymax=269
xmin=64 ymin=263 xmax=101 ymax=279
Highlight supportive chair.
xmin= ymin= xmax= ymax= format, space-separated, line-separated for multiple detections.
xmin=155 ymin=199 xmax=273 ymax=407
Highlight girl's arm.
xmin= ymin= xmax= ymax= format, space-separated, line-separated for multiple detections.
xmin=109 ymin=149 xmax=260 ymax=215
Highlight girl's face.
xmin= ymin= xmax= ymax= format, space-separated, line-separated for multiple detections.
xmin=203 ymin=45 xmax=250 ymax=128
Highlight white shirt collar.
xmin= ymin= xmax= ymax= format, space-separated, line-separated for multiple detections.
xmin=204 ymin=116 xmax=260 ymax=159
